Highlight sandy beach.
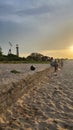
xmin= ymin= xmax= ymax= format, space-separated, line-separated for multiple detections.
xmin=0 ymin=64 xmax=50 ymax=85
xmin=0 ymin=60 xmax=73 ymax=130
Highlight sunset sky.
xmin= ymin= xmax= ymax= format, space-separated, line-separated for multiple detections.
xmin=0 ymin=0 xmax=73 ymax=58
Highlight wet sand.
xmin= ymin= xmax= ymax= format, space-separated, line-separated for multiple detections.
xmin=0 ymin=60 xmax=73 ymax=130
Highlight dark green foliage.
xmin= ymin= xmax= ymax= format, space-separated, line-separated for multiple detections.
xmin=26 ymin=53 xmax=50 ymax=62
xmin=10 ymin=70 xmax=20 ymax=74
xmin=0 ymin=46 xmax=2 ymax=56
xmin=7 ymin=54 xmax=20 ymax=61
xmin=0 ymin=46 xmax=3 ymax=61
xmin=0 ymin=47 xmax=50 ymax=63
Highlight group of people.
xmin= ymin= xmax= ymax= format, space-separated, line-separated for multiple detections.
xmin=50 ymin=57 xmax=63 ymax=72
xmin=30 ymin=58 xmax=63 ymax=72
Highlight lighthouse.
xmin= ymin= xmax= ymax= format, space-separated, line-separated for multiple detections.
xmin=16 ymin=44 xmax=19 ymax=57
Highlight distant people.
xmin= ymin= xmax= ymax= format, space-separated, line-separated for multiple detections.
xmin=60 ymin=59 xmax=63 ymax=68
xmin=54 ymin=59 xmax=58 ymax=72
xmin=30 ymin=65 xmax=35 ymax=71
xmin=50 ymin=58 xmax=58 ymax=72
xmin=50 ymin=57 xmax=55 ymax=67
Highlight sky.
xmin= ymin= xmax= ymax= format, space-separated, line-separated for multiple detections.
xmin=0 ymin=0 xmax=73 ymax=58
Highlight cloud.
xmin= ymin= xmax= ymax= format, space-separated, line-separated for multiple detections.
xmin=0 ymin=0 xmax=73 ymax=58
xmin=0 ymin=0 xmax=73 ymax=23
xmin=16 ymin=4 xmax=53 ymax=16
xmin=40 ymin=49 xmax=73 ymax=58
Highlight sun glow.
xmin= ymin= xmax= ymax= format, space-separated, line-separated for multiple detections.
xmin=69 ymin=45 xmax=73 ymax=52
xmin=40 ymin=48 xmax=73 ymax=59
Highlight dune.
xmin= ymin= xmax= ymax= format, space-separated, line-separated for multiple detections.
xmin=0 ymin=61 xmax=73 ymax=130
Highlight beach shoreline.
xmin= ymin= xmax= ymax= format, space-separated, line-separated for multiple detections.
xmin=0 ymin=64 xmax=52 ymax=114
xmin=0 ymin=60 xmax=73 ymax=130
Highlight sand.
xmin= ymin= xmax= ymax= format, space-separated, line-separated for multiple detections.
xmin=0 ymin=60 xmax=73 ymax=130
xmin=0 ymin=64 xmax=50 ymax=85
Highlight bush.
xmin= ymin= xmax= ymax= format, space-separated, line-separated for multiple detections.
xmin=10 ymin=70 xmax=20 ymax=74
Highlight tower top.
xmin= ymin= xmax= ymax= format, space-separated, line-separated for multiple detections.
xmin=16 ymin=44 xmax=18 ymax=47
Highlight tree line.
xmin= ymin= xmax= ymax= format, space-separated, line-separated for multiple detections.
xmin=0 ymin=46 xmax=51 ymax=62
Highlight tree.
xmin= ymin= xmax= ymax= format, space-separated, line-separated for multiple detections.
xmin=26 ymin=52 xmax=50 ymax=62
xmin=0 ymin=46 xmax=2 ymax=56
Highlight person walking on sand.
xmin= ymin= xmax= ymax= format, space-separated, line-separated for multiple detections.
xmin=54 ymin=59 xmax=58 ymax=72
xmin=50 ymin=58 xmax=58 ymax=72
xmin=50 ymin=57 xmax=55 ymax=67
xmin=60 ymin=59 xmax=63 ymax=68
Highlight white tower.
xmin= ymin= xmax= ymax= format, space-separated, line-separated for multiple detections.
xmin=16 ymin=44 xmax=19 ymax=57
